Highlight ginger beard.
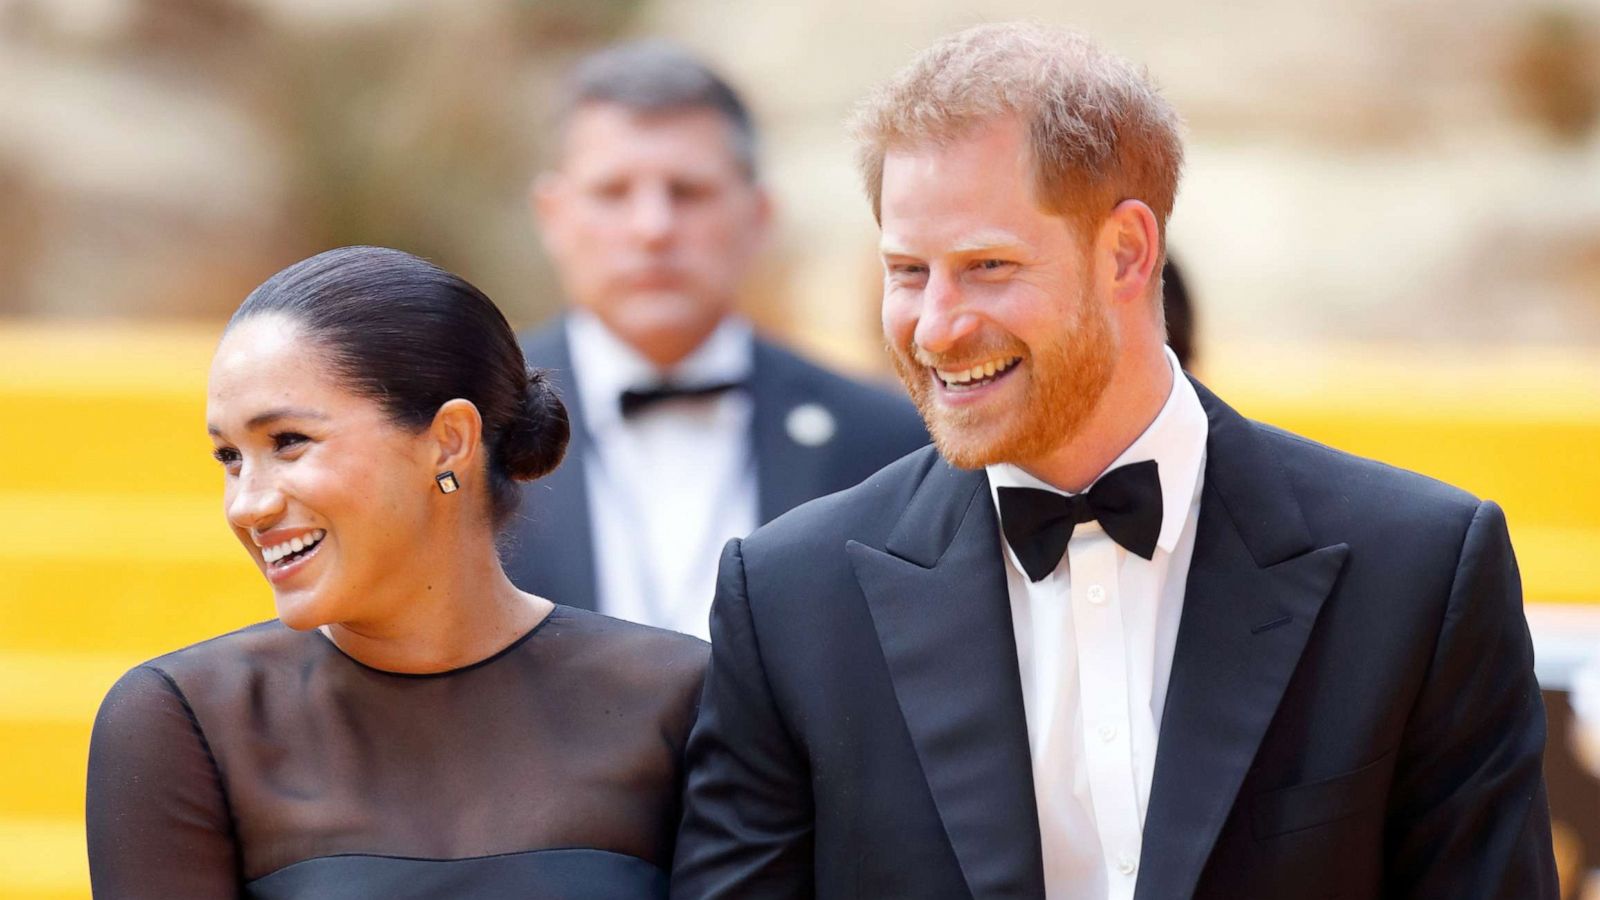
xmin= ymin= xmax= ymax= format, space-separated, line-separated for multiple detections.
xmin=890 ymin=278 xmax=1117 ymax=471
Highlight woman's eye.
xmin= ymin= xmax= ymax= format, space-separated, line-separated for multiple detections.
xmin=212 ymin=447 xmax=240 ymax=466
xmin=272 ymin=432 xmax=310 ymax=452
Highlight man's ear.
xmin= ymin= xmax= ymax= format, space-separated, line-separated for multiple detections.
xmin=1100 ymin=199 xmax=1161 ymax=306
xmin=752 ymin=183 xmax=775 ymax=234
xmin=429 ymin=398 xmax=484 ymax=481
xmin=531 ymin=172 xmax=566 ymax=251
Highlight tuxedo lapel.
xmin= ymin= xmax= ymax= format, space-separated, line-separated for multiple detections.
xmin=847 ymin=459 xmax=1045 ymax=900
xmin=1134 ymin=380 xmax=1349 ymax=900
xmin=749 ymin=341 xmax=833 ymax=523
xmin=505 ymin=322 xmax=599 ymax=611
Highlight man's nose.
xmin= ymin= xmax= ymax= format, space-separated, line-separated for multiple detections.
xmin=912 ymin=270 xmax=981 ymax=355
xmin=628 ymin=185 xmax=676 ymax=246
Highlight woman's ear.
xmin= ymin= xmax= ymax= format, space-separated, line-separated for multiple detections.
xmin=429 ymin=398 xmax=484 ymax=480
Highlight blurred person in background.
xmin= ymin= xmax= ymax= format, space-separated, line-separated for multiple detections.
xmin=1162 ymin=255 xmax=1197 ymax=371
xmin=673 ymin=22 xmax=1555 ymax=899
xmin=506 ymin=41 xmax=928 ymax=640
xmin=87 ymin=247 xmax=705 ymax=898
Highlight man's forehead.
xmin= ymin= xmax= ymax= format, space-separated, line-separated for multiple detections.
xmin=880 ymin=227 xmax=1030 ymax=257
xmin=557 ymin=103 xmax=742 ymax=167
xmin=568 ymin=100 xmax=727 ymax=130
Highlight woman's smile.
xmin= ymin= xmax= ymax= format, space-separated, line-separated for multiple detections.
xmin=260 ymin=528 xmax=328 ymax=584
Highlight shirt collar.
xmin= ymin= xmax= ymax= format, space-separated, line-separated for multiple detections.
xmin=986 ymin=346 xmax=1208 ymax=555
xmin=564 ymin=310 xmax=755 ymax=433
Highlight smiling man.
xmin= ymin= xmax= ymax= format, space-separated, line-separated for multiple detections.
xmin=672 ymin=22 xmax=1556 ymax=900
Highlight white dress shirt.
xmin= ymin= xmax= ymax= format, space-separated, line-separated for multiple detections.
xmin=565 ymin=312 xmax=759 ymax=640
xmin=986 ymin=348 xmax=1208 ymax=900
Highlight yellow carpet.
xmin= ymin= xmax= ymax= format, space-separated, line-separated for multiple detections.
xmin=1 ymin=321 xmax=1595 ymax=899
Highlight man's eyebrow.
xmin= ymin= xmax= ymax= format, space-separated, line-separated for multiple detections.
xmin=879 ymin=231 xmax=1028 ymax=257
xmin=949 ymin=231 xmax=1027 ymax=254
xmin=879 ymin=238 xmax=916 ymax=257
xmin=207 ymin=407 xmax=328 ymax=437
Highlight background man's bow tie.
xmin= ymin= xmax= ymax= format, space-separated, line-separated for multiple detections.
xmin=619 ymin=380 xmax=745 ymax=418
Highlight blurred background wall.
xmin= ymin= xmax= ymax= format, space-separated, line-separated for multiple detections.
xmin=3 ymin=0 xmax=1599 ymax=347
xmin=2 ymin=0 xmax=1598 ymax=897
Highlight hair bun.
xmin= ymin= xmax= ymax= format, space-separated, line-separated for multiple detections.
xmin=497 ymin=368 xmax=570 ymax=481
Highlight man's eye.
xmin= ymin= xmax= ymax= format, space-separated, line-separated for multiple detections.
xmin=590 ymin=181 xmax=628 ymax=202
xmin=975 ymin=259 xmax=1013 ymax=271
xmin=272 ymin=432 xmax=309 ymax=452
xmin=670 ymin=181 xmax=714 ymax=203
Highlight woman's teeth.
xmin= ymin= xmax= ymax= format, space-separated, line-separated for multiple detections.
xmin=936 ymin=356 xmax=1021 ymax=388
xmin=263 ymin=529 xmax=326 ymax=564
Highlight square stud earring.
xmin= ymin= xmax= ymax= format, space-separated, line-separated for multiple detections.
xmin=435 ymin=471 xmax=459 ymax=494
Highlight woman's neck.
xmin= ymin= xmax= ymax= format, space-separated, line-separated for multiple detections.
xmin=320 ymin=543 xmax=552 ymax=675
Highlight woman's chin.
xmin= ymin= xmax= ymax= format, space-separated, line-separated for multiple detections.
xmin=274 ymin=593 xmax=336 ymax=632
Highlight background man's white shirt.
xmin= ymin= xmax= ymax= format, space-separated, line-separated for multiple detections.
xmin=566 ymin=312 xmax=758 ymax=640
xmin=986 ymin=347 xmax=1208 ymax=900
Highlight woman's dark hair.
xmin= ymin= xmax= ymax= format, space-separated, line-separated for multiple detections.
xmin=228 ymin=246 xmax=569 ymax=527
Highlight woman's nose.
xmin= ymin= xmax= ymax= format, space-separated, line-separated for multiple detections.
xmin=226 ymin=466 xmax=286 ymax=533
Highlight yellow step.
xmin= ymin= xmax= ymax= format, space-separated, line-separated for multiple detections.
xmin=2 ymin=557 xmax=268 ymax=656
xmin=0 ymin=719 xmax=91 ymax=820
xmin=0 ymin=390 xmax=218 ymax=498
xmin=0 ymin=652 xmax=204 ymax=822
xmin=0 ymin=491 xmax=270 ymax=655
xmin=0 ymin=816 xmax=89 ymax=898
xmin=0 ymin=321 xmax=220 ymax=499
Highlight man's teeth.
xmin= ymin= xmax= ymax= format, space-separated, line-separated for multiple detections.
xmin=263 ymin=530 xmax=326 ymax=564
xmin=936 ymin=357 xmax=1020 ymax=387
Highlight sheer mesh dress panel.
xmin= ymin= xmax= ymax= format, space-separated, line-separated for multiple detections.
xmin=86 ymin=606 xmax=707 ymax=899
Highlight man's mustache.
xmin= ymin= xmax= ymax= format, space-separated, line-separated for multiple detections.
xmin=906 ymin=339 xmax=1027 ymax=370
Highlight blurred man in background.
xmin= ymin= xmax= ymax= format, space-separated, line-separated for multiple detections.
xmin=503 ymin=41 xmax=928 ymax=639
xmin=1161 ymin=255 xmax=1197 ymax=371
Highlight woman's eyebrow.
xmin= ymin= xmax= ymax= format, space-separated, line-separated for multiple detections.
xmin=207 ymin=407 xmax=328 ymax=436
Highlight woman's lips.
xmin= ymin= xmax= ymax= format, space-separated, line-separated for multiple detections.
xmin=265 ymin=535 xmax=325 ymax=585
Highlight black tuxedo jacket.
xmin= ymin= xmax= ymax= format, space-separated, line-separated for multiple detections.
xmin=501 ymin=320 xmax=929 ymax=612
xmin=672 ymin=379 xmax=1555 ymax=899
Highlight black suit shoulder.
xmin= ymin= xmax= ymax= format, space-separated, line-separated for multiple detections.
xmin=1258 ymin=419 xmax=1479 ymax=509
xmin=741 ymin=445 xmax=939 ymax=565
xmin=1250 ymin=419 xmax=1483 ymax=552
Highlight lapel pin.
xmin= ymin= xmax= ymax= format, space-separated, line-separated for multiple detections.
xmin=785 ymin=402 xmax=836 ymax=448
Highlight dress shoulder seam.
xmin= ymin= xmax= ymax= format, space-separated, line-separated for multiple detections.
xmin=140 ymin=664 xmax=247 ymax=883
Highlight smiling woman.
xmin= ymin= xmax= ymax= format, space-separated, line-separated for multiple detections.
xmin=84 ymin=246 xmax=708 ymax=899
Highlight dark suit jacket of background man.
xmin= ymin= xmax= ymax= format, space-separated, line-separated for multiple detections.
xmin=502 ymin=319 xmax=931 ymax=613
xmin=672 ymin=377 xmax=1556 ymax=899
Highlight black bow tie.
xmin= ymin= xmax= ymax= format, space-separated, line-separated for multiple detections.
xmin=996 ymin=460 xmax=1163 ymax=582
xmin=619 ymin=380 xmax=745 ymax=418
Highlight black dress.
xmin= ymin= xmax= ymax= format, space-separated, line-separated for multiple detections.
xmin=86 ymin=605 xmax=708 ymax=899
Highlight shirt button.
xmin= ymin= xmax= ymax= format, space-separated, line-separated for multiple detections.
xmin=1087 ymin=584 xmax=1106 ymax=604
xmin=1117 ymin=854 xmax=1138 ymax=875
xmin=1098 ymin=723 xmax=1117 ymax=742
